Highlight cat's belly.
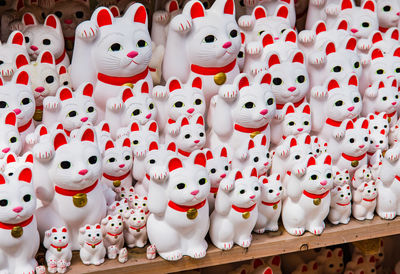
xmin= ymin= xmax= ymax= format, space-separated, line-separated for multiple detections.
xmin=164 ymin=203 xmax=210 ymax=232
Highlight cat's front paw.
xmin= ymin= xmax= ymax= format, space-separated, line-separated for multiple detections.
xmin=150 ymin=166 xmax=168 ymax=182
xmin=106 ymin=97 xmax=124 ymax=112
xmin=153 ymin=10 xmax=170 ymax=24
xmin=286 ymin=227 xmax=305 ymax=236
xmin=25 ymin=133 xmax=38 ymax=145
xmin=33 ymin=143 xmax=54 ymax=161
xmin=310 ymin=0 xmax=325 ymax=6
xmin=43 ymin=97 xmax=60 ymax=111
xmin=220 ymin=177 xmax=234 ymax=191
xmin=358 ymin=39 xmax=372 ymax=52
xmin=325 ymin=4 xmax=340 ymax=16
xmin=152 ymin=85 xmax=168 ymax=99
xmin=238 ymin=15 xmax=254 ymax=29
xmin=77 ymin=21 xmax=98 ymax=40
xmin=385 ymin=148 xmax=400 ymax=162
xmin=167 ymin=122 xmax=181 ymax=136
xmin=243 ymin=0 xmax=257 ymax=8
xmin=116 ymin=127 xmax=129 ymax=139
xmin=364 ymin=86 xmax=378 ymax=98
xmin=309 ymin=51 xmax=326 ymax=65
xmin=293 ymin=165 xmax=307 ymax=176
xmin=379 ymin=211 xmax=396 ymax=220
xmin=246 ymin=41 xmax=262 ymax=55
xmin=133 ymin=145 xmax=147 ymax=159
xmin=9 ymin=20 xmax=24 ymax=32
xmin=57 ymin=260 xmax=68 ymax=273
xmin=170 ymin=14 xmax=192 ymax=33
xmin=310 ymin=86 xmax=328 ymax=98
xmin=333 ymin=127 xmax=346 ymax=139
xmin=298 ymin=30 xmax=315 ymax=44
xmin=218 ymin=84 xmax=238 ymax=101
xmin=310 ymin=226 xmax=324 ymax=235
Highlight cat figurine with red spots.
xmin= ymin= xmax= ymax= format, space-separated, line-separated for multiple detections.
xmin=329 ymin=183 xmax=352 ymax=224
xmin=101 ymin=214 xmax=127 ymax=263
xmin=43 ymin=226 xmax=72 ymax=273
xmin=78 ymin=224 xmax=106 ymax=265
xmin=352 ymin=180 xmax=377 ymax=220
xmin=123 ymin=208 xmax=148 ymax=248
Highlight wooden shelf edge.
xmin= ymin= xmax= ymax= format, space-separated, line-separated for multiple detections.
xmin=67 ymin=217 xmax=400 ymax=274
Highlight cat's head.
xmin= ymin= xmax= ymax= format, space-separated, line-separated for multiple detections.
xmin=368 ymin=47 xmax=400 ymax=85
xmin=205 ymin=146 xmax=231 ymax=188
xmin=46 ymin=226 xmax=69 ymax=246
xmin=0 ymin=112 xmax=22 ymax=158
xmin=108 ymin=198 xmax=130 ymax=215
xmin=182 ymin=0 xmax=241 ymax=67
xmin=131 ymin=194 xmax=148 ymax=212
xmin=317 ymin=248 xmax=344 ymax=274
xmin=332 ymin=184 xmax=351 ymax=204
xmin=375 ymin=0 xmax=400 ymax=29
xmin=370 ymin=28 xmax=400 ymax=55
xmin=284 ymin=135 xmax=313 ymax=171
xmin=311 ymin=20 xmax=351 ymax=50
xmin=246 ymin=134 xmax=271 ymax=176
xmin=102 ymin=138 xmax=132 ymax=178
xmin=267 ymin=51 xmax=308 ymax=104
xmin=0 ymin=167 xmax=35 ymax=224
xmin=360 ymin=181 xmax=377 ymax=199
xmin=2 ymin=152 xmax=34 ymax=176
xmin=0 ymin=31 xmax=28 ymax=79
xmin=145 ymin=141 xmax=177 ymax=179
xmin=22 ymin=13 xmax=65 ymax=60
xmin=366 ymin=78 xmax=399 ymax=115
xmin=115 ymin=186 xmax=135 ymax=201
xmin=282 ymin=103 xmax=311 ymax=137
xmin=367 ymin=112 xmax=389 ymax=136
xmin=339 ymin=0 xmax=378 ymax=39
xmin=260 ymin=173 xmax=282 ymax=203
xmin=128 ymin=120 xmax=159 ymax=158
xmin=90 ymin=4 xmax=151 ymax=77
xmin=79 ymin=224 xmax=102 ymax=244
xmin=332 ymin=167 xmax=350 ymax=186
xmin=230 ymin=168 xmax=260 ymax=208
xmin=58 ymin=65 xmax=72 ymax=88
xmin=260 ymin=29 xmax=298 ymax=62
xmin=167 ymin=152 xmax=209 ymax=206
xmin=338 ymin=118 xmax=370 ymax=156
xmin=123 ymin=208 xmax=147 ymax=227
xmin=175 ymin=114 xmax=206 ymax=155
xmin=302 ymin=154 xmax=333 ymax=194
xmin=101 ymin=214 xmax=123 ymax=234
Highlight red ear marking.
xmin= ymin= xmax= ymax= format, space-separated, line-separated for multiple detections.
xmin=0 ymin=174 xmax=5 ymax=185
xmin=82 ymin=83 xmax=94 ymax=97
xmin=52 ymin=228 xmax=57 ymax=233
xmin=192 ymin=77 xmax=202 ymax=89
xmin=292 ymin=52 xmax=304 ymax=64
xmin=254 ymin=6 xmax=266 ymax=19
xmin=15 ymin=54 xmax=29 ymax=69
xmin=148 ymin=121 xmax=158 ymax=133
xmin=81 ymin=128 xmax=95 ymax=142
xmin=361 ymin=119 xmax=369 ymax=129
xmin=122 ymin=88 xmax=134 ymax=102
xmin=86 ymin=225 xmax=91 ymax=230
xmin=206 ymin=150 xmax=213 ymax=160
xmin=276 ymin=174 xmax=280 ymax=181
xmin=168 ymin=79 xmax=181 ymax=92
xmin=328 ymin=79 xmax=340 ymax=91
xmin=241 ymin=32 xmax=245 ymax=44
xmin=327 ymin=251 xmax=333 ymax=258
xmin=45 ymin=15 xmax=58 ymax=29
xmin=97 ymin=8 xmax=113 ymax=27
xmin=372 ymin=32 xmax=383 ymax=44
xmin=369 ymin=256 xmax=375 ymax=263
xmin=194 ymin=152 xmax=207 ymax=167
xmin=238 ymin=76 xmax=249 ymax=90
xmin=105 ymin=140 xmax=114 ymax=150
xmin=263 ymin=268 xmax=272 ymax=274
xmin=196 ymin=115 xmax=204 ymax=125
xmin=54 ymin=133 xmax=67 ymax=151
xmin=253 ymin=258 xmax=263 ymax=269
xmin=18 ymin=168 xmax=32 ymax=183
xmin=108 ymin=216 xmax=112 ymax=220
xmin=262 ymin=34 xmax=274 ymax=47
xmin=102 ymin=123 xmax=110 ymax=132
xmin=96 ymin=224 xmax=101 ymax=229
xmin=263 ymin=178 xmax=268 ymax=184
xmin=181 ymin=117 xmax=189 ymax=127
xmin=337 ymin=19 xmax=348 ymax=30
xmin=59 ymin=88 xmax=73 ymax=101
xmin=235 ymin=171 xmax=243 ymax=180
xmin=5 ymin=112 xmax=16 ymax=126
xmin=141 ymin=82 xmax=149 ymax=94
xmin=305 ymin=135 xmax=311 ymax=144
xmin=16 ymin=71 xmax=29 ymax=85
xmin=40 ymin=51 xmax=54 ymax=64
xmin=261 ymin=73 xmax=271 ymax=85
xmin=224 ymin=0 xmax=234 ymax=15
xmin=268 ymin=54 xmax=280 ymax=67
xmin=307 ymin=157 xmax=316 ymax=167
xmin=130 ymin=122 xmax=140 ymax=132
xmin=134 ymin=5 xmax=147 ymax=24
xmin=149 ymin=141 xmax=158 ymax=151
xmin=303 ymin=104 xmax=310 ymax=114
xmin=0 ymin=78 xmax=3 ymax=86
xmin=338 ymin=187 xmax=342 ymax=191
xmin=324 ymin=155 xmax=332 ymax=165
xmin=285 ymin=30 xmax=296 ymax=43
xmin=221 ymin=147 xmax=228 ymax=157
xmin=59 ymin=66 xmax=67 ymax=75
xmin=276 ymin=5 xmax=288 ymax=18
xmin=301 ymin=266 xmax=308 ymax=272
xmin=168 ymin=158 xmax=183 ymax=172
xmin=248 ymin=139 xmax=255 ymax=150
xmin=341 ymin=0 xmax=353 ymax=10
xmin=261 ymin=135 xmax=267 ymax=146
xmin=326 ymin=42 xmax=336 ymax=55
xmin=6 ymin=154 xmax=16 ymax=163
xmin=167 ymin=142 xmax=176 ymax=152
xmin=286 ymin=105 xmax=295 ymax=114
xmin=251 ymin=168 xmax=257 ymax=177
xmin=346 ymin=37 xmax=357 ymax=51
xmin=56 ymin=124 xmax=63 ymax=130
xmin=378 ymin=81 xmax=385 ymax=89
xmin=363 ymin=0 xmax=375 ymax=12
xmin=23 ymin=13 xmax=35 ymax=25
xmin=169 ymin=0 xmax=179 ymax=12
xmin=313 ymin=262 xmax=318 ymax=270
xmin=290 ymin=138 xmax=297 ymax=147
xmin=117 ymin=215 xmax=122 ymax=219
xmin=11 ymin=32 xmax=24 ymax=45
xmin=371 ymin=48 xmax=384 ymax=60
xmin=392 ymin=29 xmax=399 ymax=40
xmin=316 ymin=21 xmax=326 ymax=34
xmin=392 ymin=79 xmax=397 ymax=87
xmin=348 ymin=75 xmax=358 ymax=86
xmin=110 ymin=6 xmax=120 ymax=17
xmin=25 ymin=153 xmax=33 ymax=163
xmin=190 ymin=1 xmax=205 ymax=19
xmin=346 ymin=120 xmax=354 ymax=130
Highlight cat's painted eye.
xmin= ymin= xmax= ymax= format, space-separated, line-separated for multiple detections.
xmin=173 ymin=101 xmax=184 ymax=108
xmin=266 ymin=153 xmax=270 ymax=158
xmin=326 ymin=173 xmax=332 ymax=179
xmin=67 ymin=110 xmax=77 ymax=117
xmin=258 ymin=30 xmax=265 ymax=36
xmin=132 ymin=109 xmax=141 ymax=116
xmin=280 ymin=29 xmax=286 ymax=34
xmin=54 ymin=236 xmax=58 ymax=240
xmin=43 ymin=39 xmax=51 ymax=45
xmin=239 ymin=189 xmax=245 ymax=194
xmin=310 ymin=174 xmax=318 ymax=180
xmin=340 ymin=194 xmax=344 ymax=197
xmin=134 ymin=203 xmax=138 ymax=206
xmin=202 ymin=35 xmax=216 ymax=43
xmin=199 ymin=132 xmax=205 ymax=137
xmin=25 ymin=37 xmax=30 ymax=43
xmin=0 ymin=199 xmax=8 ymax=207
xmin=383 ymin=5 xmax=391 ymax=12
xmin=55 ymin=11 xmax=62 ymax=17
xmin=225 ymin=165 xmax=229 ymax=171
xmin=0 ymin=60 xmax=3 ymax=65
xmin=304 ymin=121 xmax=309 ymax=125
xmin=87 ymin=106 xmax=94 ymax=113
xmin=149 ymin=159 xmax=156 ymax=164
xmin=109 ymin=43 xmax=122 ymax=52
xmin=119 ymin=222 xmax=122 ymax=226
xmin=384 ymin=125 xmax=388 ymax=128
xmin=334 ymin=100 xmax=343 ymax=107
xmin=141 ymin=217 xmax=144 ymax=220
xmin=125 ymin=155 xmax=131 ymax=161
xmin=63 ymin=81 xmax=69 ymax=86
xmin=76 ymin=11 xmax=84 ymax=18
xmin=9 ymin=137 xmax=17 ymax=143
xmin=60 ymin=161 xmax=71 ymax=169
xmin=137 ymin=40 xmax=148 ymax=48
xmin=272 ymin=78 xmax=282 ymax=85
xmin=376 ymin=69 xmax=384 ymax=74
xmin=143 ymin=203 xmax=146 ymax=207
xmin=199 ymin=178 xmax=207 ymax=185
xmin=121 ymin=194 xmax=125 ymax=197
xmin=238 ymin=51 xmax=244 ymax=58
xmin=288 ymin=121 xmax=295 ymax=126
xmin=253 ymin=157 xmax=259 ymax=163
xmin=96 ymin=233 xmax=100 ymax=237
xmin=254 ymin=186 xmax=259 ymax=191
xmin=382 ymin=96 xmax=387 ymax=101
xmin=396 ymin=95 xmax=399 ymax=99
xmin=349 ymin=138 xmax=355 ymax=143
xmin=210 ymin=168 xmax=216 ymax=174
xmin=395 ymin=68 xmax=400 ymax=73
xmin=353 ymin=97 xmax=360 ymax=103
xmin=194 ymin=99 xmax=202 ymax=105
xmin=354 ymin=62 xmax=360 ymax=69
xmin=364 ymin=137 xmax=368 ymax=142
xmin=267 ymin=98 xmax=274 ymax=105
xmin=243 ymin=102 xmax=255 ymax=109
xmin=374 ymin=126 xmax=378 ymax=129
xmin=149 ymin=103 xmax=154 ymax=110
xmin=88 ymin=234 xmax=91 ymax=237
xmin=184 ymin=134 xmax=191 ymax=139
xmin=45 ymin=75 xmax=54 ymax=84
xmin=133 ymin=140 xmax=139 ymax=145
xmin=176 ymin=183 xmax=186 ymax=189
xmin=8 ymin=173 xmax=13 ymax=176
xmin=119 ymin=209 xmax=123 ymax=212
xmin=379 ymin=140 xmax=383 ymax=144
xmin=0 ymin=101 xmax=7 ymax=108
xmin=21 ymin=98 xmax=30 ymax=105
xmin=269 ymin=189 xmax=273 ymax=193
xmin=88 ymin=156 xmax=97 ymax=164
xmin=279 ymin=186 xmax=283 ymax=191
xmin=108 ymin=157 xmax=116 ymax=163
xmin=294 ymin=155 xmax=301 ymax=160
xmin=362 ymin=22 xmax=370 ymax=28
xmin=229 ymin=29 xmax=238 ymax=38
xmin=332 ymin=66 xmax=342 ymax=73
xmin=368 ymin=190 xmax=371 ymax=193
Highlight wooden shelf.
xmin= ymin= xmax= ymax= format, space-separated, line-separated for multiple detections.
xmin=66 ymin=216 xmax=400 ymax=274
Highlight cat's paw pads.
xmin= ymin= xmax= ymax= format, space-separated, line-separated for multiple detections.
xmin=380 ymin=212 xmax=396 ymax=219
xmin=310 ymin=226 xmax=324 ymax=235
xmin=153 ymin=11 xmax=169 ymax=24
xmin=358 ymin=39 xmax=371 ymax=51
xmin=287 ymin=227 xmax=305 ymax=236
xmin=107 ymin=98 xmax=123 ymax=111
xmin=152 ymin=86 xmax=168 ymax=99
xmin=239 ymin=238 xmax=252 ymax=248
xmin=299 ymin=30 xmax=315 ymax=43
xmin=25 ymin=133 xmax=38 ymax=145
xmin=220 ymin=178 xmax=234 ymax=191
xmin=171 ymin=14 xmax=192 ymax=32
xmin=246 ymin=41 xmax=262 ymax=55
xmin=238 ymin=15 xmax=254 ymax=28
xmin=311 ymin=86 xmax=328 ymax=98
xmin=325 ymin=4 xmax=340 ymax=16
xmin=219 ymin=85 xmax=238 ymax=100
xmin=365 ymin=86 xmax=378 ymax=98
xmin=77 ymin=21 xmax=98 ymax=39
xmin=253 ymin=228 xmax=265 ymax=234
xmin=310 ymin=0 xmax=325 ymax=6
xmin=44 ymin=97 xmax=60 ymax=110
xmin=243 ymin=0 xmax=257 ymax=7
xmin=309 ymin=52 xmax=326 ymax=65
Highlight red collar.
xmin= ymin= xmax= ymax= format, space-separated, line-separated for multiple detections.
xmin=168 ymin=199 xmax=206 ymax=212
xmin=375 ymin=110 xmax=396 ymax=118
xmin=86 ymin=240 xmax=102 ymax=248
xmin=303 ymin=190 xmax=330 ymax=199
xmin=102 ymin=171 xmax=130 ymax=182
xmin=363 ymin=197 xmax=376 ymax=202
xmin=55 ymin=49 xmax=66 ymax=65
xmin=341 ymin=153 xmax=366 ymax=162
xmin=379 ymin=26 xmax=388 ymax=33
xmin=210 ymin=187 xmax=218 ymax=194
xmin=0 ymin=215 xmax=33 ymax=230
xmin=326 ymin=117 xmax=357 ymax=127
xmin=178 ymin=149 xmax=191 ymax=157
xmin=107 ymin=231 xmax=122 ymax=237
xmin=149 ymin=67 xmax=156 ymax=72
xmin=36 ymin=105 xmax=43 ymax=111
xmin=50 ymin=243 xmax=69 ymax=250
xmin=18 ymin=119 xmax=32 ymax=133
xmin=234 ymin=123 xmax=269 ymax=134
xmin=129 ymin=224 xmax=146 ymax=231
xmin=261 ymin=200 xmax=280 ymax=206
xmin=367 ymin=151 xmax=375 ymax=156
xmin=232 ymin=203 xmax=256 ymax=213
xmin=55 ymin=180 xmax=98 ymax=196
xmin=276 ymin=97 xmax=305 ymax=110
xmin=336 ymin=202 xmax=350 ymax=206
xmin=190 ymin=60 xmax=236 ymax=76
xmin=97 ymin=67 xmax=149 ymax=86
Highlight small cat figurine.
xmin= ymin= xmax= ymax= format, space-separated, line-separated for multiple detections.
xmin=101 ymin=214 xmax=127 ymax=262
xmin=345 ymin=255 xmax=377 ymax=274
xmin=123 ymin=209 xmax=148 ymax=248
xmin=332 ymin=167 xmax=350 ymax=186
xmin=366 ymin=113 xmax=389 ymax=161
xmin=115 ymin=186 xmax=135 ymax=201
xmin=0 ymin=111 xmax=23 ymax=159
xmin=210 ymin=168 xmax=260 ymax=250
xmin=107 ymin=199 xmax=130 ymax=216
xmin=316 ymin=248 xmax=345 ymax=274
xmin=352 ymin=180 xmax=377 ymax=220
xmin=130 ymin=195 xmax=149 ymax=214
xmin=78 ymin=224 xmax=106 ymax=265
xmin=43 ymin=226 xmax=72 ymax=273
xmin=292 ymin=261 xmax=319 ymax=274
xmin=329 ymin=184 xmax=352 ymax=225
xmin=254 ymin=173 xmax=282 ymax=233
xmin=0 ymin=31 xmax=29 ymax=81
xmin=281 ymin=103 xmax=311 ymax=140
xmin=58 ymin=65 xmax=72 ymax=88
xmin=22 ymin=12 xmax=69 ymax=67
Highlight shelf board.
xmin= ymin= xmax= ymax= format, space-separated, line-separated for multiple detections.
xmin=67 ymin=216 xmax=400 ymax=274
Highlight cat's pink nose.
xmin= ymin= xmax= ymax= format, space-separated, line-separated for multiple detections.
xmin=274 ymin=37 xmax=279 ymax=40
xmin=64 ymin=19 xmax=73 ymax=24
xmin=79 ymin=169 xmax=88 ymax=175
xmin=350 ymin=28 xmax=358 ymax=33
xmin=194 ymin=140 xmax=200 ymax=144
xmin=13 ymin=109 xmax=21 ymax=115
xmin=277 ymin=192 xmax=281 ymax=196
xmin=119 ymin=164 xmax=125 ymax=168
xmin=127 ymin=51 xmax=138 ymax=58
xmin=35 ymin=87 xmax=44 ymax=93
xmin=347 ymin=106 xmax=354 ymax=111
xmin=250 ymin=195 xmax=255 ymax=199
xmin=320 ymin=180 xmax=327 ymax=186
xmin=392 ymin=102 xmax=397 ymax=105
xmin=191 ymin=190 xmax=199 ymax=196
xmin=297 ymin=128 xmax=303 ymax=132
xmin=81 ymin=117 xmax=88 ymax=122
xmin=264 ymin=162 xmax=269 ymax=166
xmin=397 ymin=12 xmax=400 ymax=16
xmin=13 ymin=206 xmax=23 ymax=213
xmin=187 ymin=108 xmax=195 ymax=114
xmin=30 ymin=45 xmax=38 ymax=51
xmin=359 ymin=145 xmax=365 ymax=148
xmin=220 ymin=173 xmax=226 ymax=178
xmin=381 ymin=129 xmax=385 ymax=135
xmin=146 ymin=113 xmax=152 ymax=119
xmin=376 ymin=144 xmax=380 ymax=147
xmin=2 ymin=148 xmax=10 ymax=153
xmin=222 ymin=42 xmax=232 ymax=49
xmin=260 ymin=109 xmax=268 ymax=115
xmin=288 ymin=86 xmax=296 ymax=92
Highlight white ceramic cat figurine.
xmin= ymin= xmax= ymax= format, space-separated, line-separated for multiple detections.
xmin=101 ymin=214 xmax=127 ymax=263
xmin=70 ymin=4 xmax=153 ymax=118
xmin=282 ymin=154 xmax=333 ymax=236
xmin=130 ymin=195 xmax=149 ymax=214
xmin=281 ymin=103 xmax=311 ymax=140
xmin=0 ymin=31 xmax=29 ymax=81
xmin=374 ymin=0 xmax=400 ymax=31
xmin=163 ymin=0 xmax=241 ymax=106
xmin=345 ymin=255 xmax=377 ymax=274
xmin=210 ymin=167 xmax=260 ymax=250
xmin=329 ymin=184 xmax=352 ymax=225
xmin=254 ymin=173 xmax=282 ymax=233
xmin=115 ymin=186 xmax=135 ymax=201
xmin=22 ymin=13 xmax=69 ymax=67
xmin=352 ymin=180 xmax=377 ymax=220
xmin=34 ymin=127 xmax=107 ymax=250
xmin=207 ymin=73 xmax=275 ymax=158
xmin=0 ymin=167 xmax=39 ymax=274
xmin=78 ymin=224 xmax=106 ymax=265
xmin=43 ymin=226 xmax=72 ymax=273
xmin=123 ymin=208 xmax=148 ymax=248
xmin=0 ymin=111 xmax=23 ymax=159
xmin=366 ymin=113 xmax=389 ymax=161
xmin=151 ymin=0 xmax=180 ymax=47
xmin=147 ymin=152 xmax=210 ymax=260
xmin=42 ymin=83 xmax=98 ymax=136
xmin=370 ymin=28 xmax=400 ymax=54
xmin=107 ymin=199 xmax=130 ymax=216
xmin=333 ymin=168 xmax=350 ymax=186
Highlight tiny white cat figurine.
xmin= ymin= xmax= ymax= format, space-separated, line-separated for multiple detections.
xmin=107 ymin=199 xmax=130 ymax=216
xmin=0 ymin=111 xmax=23 ymax=159
xmin=101 ymin=214 xmax=127 ymax=263
xmin=78 ymin=224 xmax=106 ymax=265
xmin=281 ymin=103 xmax=311 ymax=140
xmin=210 ymin=168 xmax=260 ymax=250
xmin=332 ymin=167 xmax=350 ymax=186
xmin=329 ymin=184 xmax=352 ymax=225
xmin=43 ymin=226 xmax=72 ymax=274
xmin=22 ymin=12 xmax=70 ymax=67
xmin=123 ymin=208 xmax=148 ymax=248
xmin=254 ymin=173 xmax=282 ymax=234
xmin=366 ymin=113 xmax=389 ymax=161
xmin=0 ymin=31 xmax=29 ymax=81
xmin=352 ymin=180 xmax=377 ymax=221
xmin=282 ymin=154 xmax=333 ymax=236
xmin=130 ymin=195 xmax=149 ymax=214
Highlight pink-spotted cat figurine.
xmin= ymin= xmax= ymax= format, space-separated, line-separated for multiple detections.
xmin=101 ymin=214 xmax=127 ymax=263
xmin=78 ymin=224 xmax=106 ymax=265
xmin=329 ymin=184 xmax=352 ymax=224
xmin=70 ymin=4 xmax=153 ymax=119
xmin=123 ymin=208 xmax=148 ymax=248
xmin=22 ymin=13 xmax=69 ymax=67
xmin=352 ymin=180 xmax=377 ymax=220
xmin=147 ymin=152 xmax=210 ymax=260
xmin=163 ymin=0 xmax=241 ymax=106
xmin=0 ymin=31 xmax=29 ymax=81
xmin=282 ymin=154 xmax=333 ymax=236
xmin=43 ymin=226 xmax=72 ymax=273
xmin=0 ymin=112 xmax=22 ymax=159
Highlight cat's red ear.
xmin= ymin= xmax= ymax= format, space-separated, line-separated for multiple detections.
xmin=303 ymin=104 xmax=311 ymax=114
xmin=348 ymin=75 xmax=358 ymax=86
xmin=149 ymin=141 xmax=158 ymax=151
xmin=105 ymin=140 xmax=114 ymax=151
xmin=52 ymin=228 xmax=58 ymax=233
xmin=59 ymin=65 xmax=67 ymax=75
xmin=248 ymin=139 xmax=255 ymax=150
xmin=96 ymin=8 xmax=113 ymax=27
xmin=261 ymin=135 xmax=267 ymax=146
xmin=362 ymin=0 xmax=375 ymax=12
xmin=39 ymin=51 xmax=54 ymax=65
xmin=25 ymin=153 xmax=33 ymax=163
xmin=337 ymin=19 xmax=348 ymax=30
xmin=206 ymin=150 xmax=213 ymax=160
xmin=284 ymin=30 xmax=297 ymax=43
xmin=194 ymin=152 xmax=207 ymax=167
xmin=0 ymin=174 xmax=5 ymax=185
xmin=290 ymin=138 xmax=297 ymax=147
xmin=196 ymin=115 xmax=204 ymax=125
xmin=326 ymin=42 xmax=336 ymax=55
xmin=167 ymin=142 xmax=176 ymax=152
xmin=372 ymin=31 xmax=383 ymax=44
xmin=392 ymin=29 xmax=399 ymax=40
xmin=305 ymin=135 xmax=311 ymax=144
xmin=276 ymin=5 xmax=288 ymax=19
xmin=133 ymin=5 xmax=147 ymax=24
xmin=190 ymin=1 xmax=205 ymax=19
xmin=192 ymin=77 xmax=202 ymax=89
xmin=122 ymin=138 xmax=131 ymax=148
xmin=235 ymin=171 xmax=243 ymax=180
xmin=19 ymin=168 xmax=32 ymax=183
xmin=140 ymin=82 xmax=149 ymax=94
xmin=371 ymin=48 xmax=384 ymax=60
xmin=59 ymin=88 xmax=73 ymax=101
xmin=220 ymin=147 xmax=228 ymax=157
xmin=15 ymin=54 xmax=29 ymax=69
xmin=109 ymin=5 xmax=120 ymax=17
xmin=292 ymin=52 xmax=304 ymax=64
xmin=45 ymin=14 xmax=59 ymax=29
xmin=254 ymin=6 xmax=266 ymax=19
xmin=223 ymin=0 xmax=235 ymax=15
xmin=130 ymin=122 xmax=140 ymax=132
xmin=22 ymin=12 xmax=37 ymax=26
xmin=361 ymin=119 xmax=369 ymax=129
xmin=167 ymin=0 xmax=179 ymax=12
xmin=15 ymin=71 xmax=30 ymax=86
xmin=324 ymin=155 xmax=332 ymax=165
xmin=286 ymin=104 xmax=295 ymax=115
xmin=260 ymin=73 xmax=271 ymax=85
xmin=10 ymin=31 xmax=24 ymax=46
xmin=5 ymin=112 xmax=16 ymax=127
xmin=307 ymin=157 xmax=316 ymax=167
xmin=81 ymin=128 xmax=95 ymax=143
xmin=62 ymin=227 xmax=67 ymax=233
xmin=250 ymin=168 xmax=257 ymax=177
xmin=168 ymin=78 xmax=181 ymax=92
xmin=262 ymin=33 xmax=274 ymax=47
xmin=328 ymin=79 xmax=340 ymax=91
xmin=346 ymin=37 xmax=357 ymax=51
xmin=181 ymin=117 xmax=189 ymax=127
xmin=346 ymin=120 xmax=354 ymax=130
xmin=101 ymin=122 xmax=110 ymax=133
xmin=6 ymin=154 xmax=16 ymax=163
xmin=315 ymin=21 xmax=326 ymax=34
xmin=122 ymin=88 xmax=134 ymax=102
xmin=238 ymin=75 xmax=249 ymax=90
xmin=168 ymin=158 xmax=183 ymax=172
xmin=268 ymin=54 xmax=280 ymax=67
xmin=341 ymin=0 xmax=353 ymax=10
xmin=148 ymin=121 xmax=158 ymax=133
xmin=82 ymin=83 xmax=94 ymax=97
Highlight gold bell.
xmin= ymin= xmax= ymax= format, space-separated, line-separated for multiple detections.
xmin=11 ymin=226 xmax=23 ymax=238
xmin=214 ymin=72 xmax=227 ymax=86
xmin=136 ymin=229 xmax=141 ymax=233
xmin=250 ymin=131 xmax=261 ymax=139
xmin=273 ymin=204 xmax=278 ymax=210
xmin=73 ymin=193 xmax=87 ymax=208
xmin=91 ymin=244 xmax=96 ymax=249
xmin=214 ymin=193 xmax=217 ymax=199
xmin=114 ymin=236 xmax=118 ymax=239
xmin=33 ymin=109 xmax=43 ymax=122
xmin=57 ymin=247 xmax=62 ymax=252
xmin=313 ymin=198 xmax=321 ymax=206
xmin=351 ymin=160 xmax=359 ymax=168
xmin=388 ymin=117 xmax=391 ymax=123
xmin=113 ymin=180 xmax=121 ymax=187
xmin=122 ymin=83 xmax=134 ymax=88
xmin=186 ymin=208 xmax=198 ymax=220
xmin=382 ymin=150 xmax=387 ymax=157
xmin=242 ymin=212 xmax=250 ymax=219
